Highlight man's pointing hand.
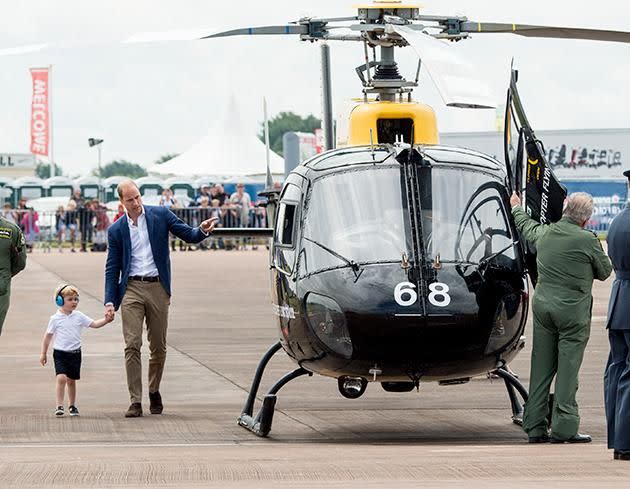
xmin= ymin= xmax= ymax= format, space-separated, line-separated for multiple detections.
xmin=200 ymin=217 xmax=219 ymax=234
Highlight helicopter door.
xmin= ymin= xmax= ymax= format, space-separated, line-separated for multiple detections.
xmin=504 ymin=67 xmax=567 ymax=224
xmin=416 ymin=166 xmax=518 ymax=322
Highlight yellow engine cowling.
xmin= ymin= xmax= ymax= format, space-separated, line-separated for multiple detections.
xmin=347 ymin=101 xmax=439 ymax=146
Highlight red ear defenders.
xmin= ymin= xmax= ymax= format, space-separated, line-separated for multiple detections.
xmin=55 ymin=285 xmax=79 ymax=307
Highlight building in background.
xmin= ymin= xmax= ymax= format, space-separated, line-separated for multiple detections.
xmin=0 ymin=153 xmax=36 ymax=179
xmin=441 ymin=128 xmax=630 ymax=232
xmin=283 ymin=131 xmax=323 ymax=176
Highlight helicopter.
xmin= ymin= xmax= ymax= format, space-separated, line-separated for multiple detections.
xmin=198 ymin=1 xmax=630 ymax=437
xmin=4 ymin=1 xmax=630 ymax=438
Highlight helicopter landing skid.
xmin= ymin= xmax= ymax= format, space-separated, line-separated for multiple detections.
xmin=492 ymin=366 xmax=529 ymax=426
xmin=238 ymin=341 xmax=312 ymax=437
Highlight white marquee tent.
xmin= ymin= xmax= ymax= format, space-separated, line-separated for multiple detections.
xmin=149 ymin=97 xmax=284 ymax=179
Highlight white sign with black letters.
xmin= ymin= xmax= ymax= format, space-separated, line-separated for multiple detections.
xmin=0 ymin=153 xmax=36 ymax=169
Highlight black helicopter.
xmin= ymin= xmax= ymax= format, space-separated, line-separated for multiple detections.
xmin=232 ymin=89 xmax=539 ymax=437
xmin=206 ymin=2 xmax=630 ymax=437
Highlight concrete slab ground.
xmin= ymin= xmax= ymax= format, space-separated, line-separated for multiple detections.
xmin=0 ymin=249 xmax=628 ymax=488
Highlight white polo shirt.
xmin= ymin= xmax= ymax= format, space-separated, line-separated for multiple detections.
xmin=46 ymin=310 xmax=93 ymax=351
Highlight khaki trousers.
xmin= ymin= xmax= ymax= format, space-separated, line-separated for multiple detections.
xmin=121 ymin=280 xmax=170 ymax=404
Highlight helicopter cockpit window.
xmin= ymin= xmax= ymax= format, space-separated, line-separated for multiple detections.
xmin=301 ymin=166 xmax=410 ymax=275
xmin=273 ymin=184 xmax=301 ymax=274
xmin=420 ymin=167 xmax=515 ymax=267
xmin=276 ymin=203 xmax=297 ymax=246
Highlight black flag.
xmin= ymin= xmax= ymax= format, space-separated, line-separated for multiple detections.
xmin=505 ymin=68 xmax=566 ymax=224
xmin=523 ymin=136 xmax=566 ymax=224
xmin=504 ymin=67 xmax=567 ymax=286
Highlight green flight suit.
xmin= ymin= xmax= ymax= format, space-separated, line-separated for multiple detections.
xmin=0 ymin=217 xmax=27 ymax=335
xmin=512 ymin=206 xmax=612 ymax=439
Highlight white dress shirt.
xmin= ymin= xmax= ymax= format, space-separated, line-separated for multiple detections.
xmin=127 ymin=207 xmax=159 ymax=277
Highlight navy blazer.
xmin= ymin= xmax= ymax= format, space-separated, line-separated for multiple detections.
xmin=104 ymin=205 xmax=207 ymax=310
xmin=606 ymin=205 xmax=630 ymax=330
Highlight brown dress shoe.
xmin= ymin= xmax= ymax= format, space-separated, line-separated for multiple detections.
xmin=149 ymin=391 xmax=163 ymax=414
xmin=125 ymin=402 xmax=143 ymax=418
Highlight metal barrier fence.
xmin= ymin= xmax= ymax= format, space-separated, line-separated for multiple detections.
xmin=3 ymin=202 xmax=623 ymax=251
xmin=2 ymin=206 xmax=268 ymax=251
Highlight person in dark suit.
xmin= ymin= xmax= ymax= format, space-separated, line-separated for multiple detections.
xmin=104 ymin=180 xmax=218 ymax=418
xmin=605 ymin=168 xmax=630 ymax=461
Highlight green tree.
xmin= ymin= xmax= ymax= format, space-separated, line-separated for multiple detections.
xmin=258 ymin=112 xmax=321 ymax=156
xmin=94 ymin=160 xmax=147 ymax=178
xmin=154 ymin=153 xmax=179 ymax=164
xmin=35 ymin=162 xmax=63 ymax=178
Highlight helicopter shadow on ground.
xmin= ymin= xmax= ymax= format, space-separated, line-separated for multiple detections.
xmin=266 ymin=408 xmax=529 ymax=446
xmin=259 ymin=375 xmax=530 ymax=445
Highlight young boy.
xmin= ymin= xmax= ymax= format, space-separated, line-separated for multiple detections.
xmin=40 ymin=284 xmax=113 ymax=416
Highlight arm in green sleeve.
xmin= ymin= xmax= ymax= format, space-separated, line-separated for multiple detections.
xmin=511 ymin=206 xmax=548 ymax=245
xmin=10 ymin=227 xmax=27 ymax=277
xmin=590 ymin=233 xmax=612 ymax=281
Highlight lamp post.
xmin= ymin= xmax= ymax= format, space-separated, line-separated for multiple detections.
xmin=88 ymin=138 xmax=104 ymax=201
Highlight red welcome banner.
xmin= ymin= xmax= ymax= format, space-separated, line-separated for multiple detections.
xmin=30 ymin=67 xmax=49 ymax=156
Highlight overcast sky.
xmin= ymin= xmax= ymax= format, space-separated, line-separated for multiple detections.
xmin=1 ymin=0 xmax=629 ymax=176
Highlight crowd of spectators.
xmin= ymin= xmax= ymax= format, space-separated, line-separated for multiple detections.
xmin=0 ymin=183 xmax=267 ymax=252
xmin=53 ymin=189 xmax=111 ymax=252
xmin=159 ymin=183 xmax=266 ymax=251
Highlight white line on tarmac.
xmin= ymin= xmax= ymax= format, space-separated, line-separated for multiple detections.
xmin=430 ymin=443 xmax=607 ymax=453
xmin=0 ymin=442 xmax=255 ymax=449
xmin=0 ymin=442 xmax=607 ymax=451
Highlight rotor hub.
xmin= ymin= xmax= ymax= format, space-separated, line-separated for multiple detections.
xmin=357 ymin=2 xmax=421 ymax=22
xmin=373 ymin=62 xmax=403 ymax=80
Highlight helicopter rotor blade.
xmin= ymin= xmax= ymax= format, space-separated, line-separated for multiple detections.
xmin=390 ymin=25 xmax=496 ymax=109
xmin=0 ymin=43 xmax=50 ymax=56
xmin=122 ymin=25 xmax=309 ymax=44
xmin=0 ymin=24 xmax=312 ymax=55
xmin=200 ymin=25 xmax=308 ymax=39
xmin=460 ymin=22 xmax=630 ymax=44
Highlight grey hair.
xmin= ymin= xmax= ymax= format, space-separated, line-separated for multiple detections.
xmin=117 ymin=180 xmax=139 ymax=199
xmin=563 ymin=192 xmax=594 ymax=224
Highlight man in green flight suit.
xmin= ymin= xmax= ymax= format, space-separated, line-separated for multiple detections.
xmin=0 ymin=212 xmax=27 ymax=335
xmin=510 ymin=191 xmax=612 ymax=444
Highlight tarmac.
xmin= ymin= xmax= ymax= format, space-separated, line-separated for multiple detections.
xmin=0 ymin=249 xmax=628 ymax=488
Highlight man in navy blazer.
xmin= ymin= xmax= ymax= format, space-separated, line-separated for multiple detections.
xmin=605 ymin=168 xmax=630 ymax=461
xmin=104 ymin=180 xmax=217 ymax=418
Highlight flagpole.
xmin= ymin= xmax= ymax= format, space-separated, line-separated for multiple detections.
xmin=263 ymin=97 xmax=273 ymax=188
xmin=49 ymin=64 xmax=55 ymax=178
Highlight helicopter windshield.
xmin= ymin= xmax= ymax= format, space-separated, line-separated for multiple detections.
xmin=419 ymin=166 xmax=515 ymax=265
xmin=301 ymin=166 xmax=410 ymax=273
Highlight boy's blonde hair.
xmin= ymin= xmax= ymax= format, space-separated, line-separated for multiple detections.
xmin=54 ymin=284 xmax=79 ymax=300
